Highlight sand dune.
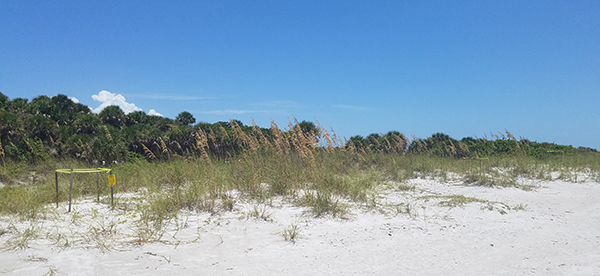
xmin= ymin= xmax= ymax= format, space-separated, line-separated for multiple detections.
xmin=1 ymin=177 xmax=599 ymax=275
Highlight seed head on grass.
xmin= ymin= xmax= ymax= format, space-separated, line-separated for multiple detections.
xmin=345 ymin=138 xmax=357 ymax=153
xmin=230 ymin=118 xmax=256 ymax=152
xmin=252 ymin=118 xmax=273 ymax=151
xmin=287 ymin=119 xmax=314 ymax=161
xmin=0 ymin=139 xmax=5 ymax=165
xmin=142 ymin=144 xmax=156 ymax=160
xmin=330 ymin=128 xmax=343 ymax=148
xmin=217 ymin=123 xmax=230 ymax=144
xmin=271 ymin=120 xmax=289 ymax=155
xmin=159 ymin=137 xmax=169 ymax=155
xmin=505 ymin=129 xmax=521 ymax=150
xmin=103 ymin=125 xmax=112 ymax=141
xmin=194 ymin=130 xmax=211 ymax=161
xmin=315 ymin=119 xmax=335 ymax=153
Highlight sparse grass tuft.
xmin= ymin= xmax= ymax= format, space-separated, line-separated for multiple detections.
xmin=396 ymin=183 xmax=416 ymax=191
xmin=298 ymin=190 xmax=349 ymax=218
xmin=436 ymin=195 xmax=485 ymax=207
xmin=282 ymin=224 xmax=300 ymax=243
xmin=4 ymin=223 xmax=40 ymax=250
xmin=246 ymin=205 xmax=273 ymax=222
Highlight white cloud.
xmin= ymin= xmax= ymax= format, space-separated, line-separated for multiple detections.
xmin=148 ymin=109 xmax=163 ymax=117
xmin=91 ymin=90 xmax=142 ymax=114
xmin=68 ymin=97 xmax=79 ymax=103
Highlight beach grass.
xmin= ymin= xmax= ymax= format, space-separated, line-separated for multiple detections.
xmin=1 ymin=141 xmax=599 ymax=246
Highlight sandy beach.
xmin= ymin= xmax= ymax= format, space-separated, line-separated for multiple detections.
xmin=2 ymin=175 xmax=599 ymax=275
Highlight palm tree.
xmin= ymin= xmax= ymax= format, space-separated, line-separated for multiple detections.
xmin=7 ymin=98 xmax=28 ymax=114
xmin=25 ymin=114 xmax=58 ymax=143
xmin=175 ymin=111 xmax=196 ymax=125
xmin=26 ymin=95 xmax=54 ymax=117
xmin=0 ymin=92 xmax=8 ymax=110
xmin=0 ymin=111 xmax=24 ymax=162
xmin=98 ymin=105 xmax=125 ymax=128
xmin=48 ymin=94 xmax=92 ymax=125
xmin=125 ymin=111 xmax=148 ymax=127
xmin=73 ymin=113 xmax=101 ymax=135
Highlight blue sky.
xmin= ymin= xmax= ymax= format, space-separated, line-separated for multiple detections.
xmin=1 ymin=1 xmax=599 ymax=149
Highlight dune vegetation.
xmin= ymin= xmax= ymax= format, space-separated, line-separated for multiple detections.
xmin=1 ymin=92 xmax=599 ymax=239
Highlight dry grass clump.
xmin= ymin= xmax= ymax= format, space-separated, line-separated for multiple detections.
xmin=270 ymin=120 xmax=289 ymax=155
xmin=141 ymin=144 xmax=156 ymax=160
xmin=230 ymin=118 xmax=257 ymax=152
xmin=252 ymin=118 xmax=272 ymax=151
xmin=287 ymin=120 xmax=314 ymax=161
xmin=194 ymin=130 xmax=211 ymax=161
xmin=0 ymin=139 xmax=5 ymax=167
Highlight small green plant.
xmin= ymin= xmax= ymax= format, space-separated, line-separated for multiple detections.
xmin=246 ymin=205 xmax=273 ymax=222
xmin=396 ymin=183 xmax=415 ymax=191
xmin=282 ymin=224 xmax=300 ymax=243
xmin=70 ymin=211 xmax=84 ymax=225
xmin=88 ymin=215 xmax=119 ymax=251
xmin=132 ymin=202 xmax=170 ymax=244
xmin=46 ymin=266 xmax=59 ymax=276
xmin=511 ymin=204 xmax=527 ymax=211
xmin=299 ymin=190 xmax=349 ymax=218
xmin=364 ymin=193 xmax=379 ymax=210
xmin=51 ymin=233 xmax=70 ymax=247
xmin=395 ymin=202 xmax=413 ymax=215
xmin=433 ymin=195 xmax=485 ymax=207
xmin=220 ymin=192 xmax=236 ymax=212
xmin=4 ymin=223 xmax=40 ymax=250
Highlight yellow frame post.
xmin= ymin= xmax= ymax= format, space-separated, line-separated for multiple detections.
xmin=55 ymin=168 xmax=113 ymax=212
xmin=69 ymin=169 xmax=73 ymax=212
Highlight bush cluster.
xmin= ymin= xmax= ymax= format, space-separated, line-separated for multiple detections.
xmin=0 ymin=92 xmax=596 ymax=167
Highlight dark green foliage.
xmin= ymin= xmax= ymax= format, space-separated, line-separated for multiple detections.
xmin=25 ymin=114 xmax=58 ymax=143
xmin=0 ymin=92 xmax=8 ymax=109
xmin=175 ymin=111 xmax=196 ymax=126
xmin=73 ymin=113 xmax=101 ymax=135
xmin=7 ymin=98 xmax=29 ymax=113
xmin=26 ymin=95 xmax=88 ymax=126
xmin=406 ymin=133 xmax=468 ymax=158
xmin=26 ymin=95 xmax=54 ymax=117
xmin=402 ymin=132 xmax=582 ymax=160
xmin=11 ymin=137 xmax=49 ymax=163
xmin=125 ymin=111 xmax=149 ymax=127
xmin=349 ymin=131 xmax=408 ymax=154
xmin=98 ymin=105 xmax=125 ymax=128
xmin=0 ymin=92 xmax=595 ymax=167
xmin=0 ymin=111 xmax=24 ymax=152
xmin=298 ymin=121 xmax=319 ymax=137
xmin=155 ymin=117 xmax=176 ymax=132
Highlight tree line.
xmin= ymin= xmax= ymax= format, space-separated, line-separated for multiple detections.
xmin=0 ymin=92 xmax=595 ymax=166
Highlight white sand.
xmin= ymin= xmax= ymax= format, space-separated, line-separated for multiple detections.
xmin=1 ymin=177 xmax=600 ymax=275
